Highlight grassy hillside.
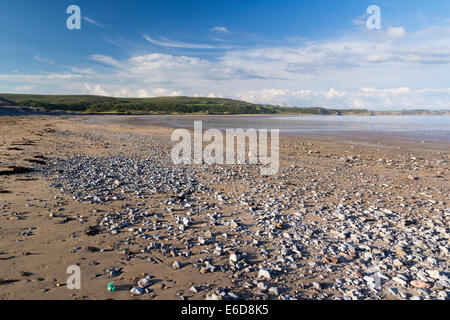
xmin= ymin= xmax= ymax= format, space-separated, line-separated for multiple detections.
xmin=2 ymin=93 xmax=448 ymax=115
xmin=0 ymin=94 xmax=371 ymax=115
xmin=0 ymin=94 xmax=275 ymax=114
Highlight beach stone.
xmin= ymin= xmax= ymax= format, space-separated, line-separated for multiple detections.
xmin=258 ymin=268 xmax=272 ymax=280
xmin=257 ymin=282 xmax=268 ymax=291
xmin=410 ymin=280 xmax=430 ymax=289
xmin=227 ymin=292 xmax=240 ymax=300
xmin=313 ymin=282 xmax=322 ymax=291
xmin=393 ymin=277 xmax=408 ymax=287
xmin=268 ymin=286 xmax=279 ymax=295
xmin=189 ymin=286 xmax=198 ymax=293
xmin=393 ymin=259 xmax=403 ymax=267
xmin=130 ymin=287 xmax=145 ymax=296
xmin=205 ymin=293 xmax=221 ymax=300
xmin=230 ymin=221 xmax=239 ymax=229
xmin=229 ymin=254 xmax=239 ymax=263
xmin=427 ymin=270 xmax=441 ymax=280
xmin=137 ymin=277 xmax=151 ymax=289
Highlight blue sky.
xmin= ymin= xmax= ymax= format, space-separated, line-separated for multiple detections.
xmin=1 ymin=0 xmax=450 ymax=109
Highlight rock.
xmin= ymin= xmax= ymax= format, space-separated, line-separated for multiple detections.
xmin=268 ymin=286 xmax=279 ymax=295
xmin=137 ymin=277 xmax=151 ymax=289
xmin=393 ymin=259 xmax=403 ymax=267
xmin=230 ymin=221 xmax=239 ymax=229
xmin=427 ymin=270 xmax=441 ymax=280
xmin=410 ymin=280 xmax=430 ymax=289
xmin=312 ymin=282 xmax=322 ymax=290
xmin=130 ymin=287 xmax=145 ymax=296
xmin=393 ymin=277 xmax=408 ymax=287
xmin=257 ymin=282 xmax=268 ymax=291
xmin=205 ymin=293 xmax=221 ymax=300
xmin=107 ymin=267 xmax=121 ymax=277
xmin=200 ymin=262 xmax=216 ymax=274
xmin=189 ymin=286 xmax=198 ymax=293
xmin=322 ymin=257 xmax=339 ymax=264
xmin=227 ymin=292 xmax=240 ymax=300
xmin=258 ymin=268 xmax=271 ymax=280
xmin=271 ymin=221 xmax=283 ymax=230
xmin=204 ymin=230 xmax=212 ymax=238
xmin=363 ymin=276 xmax=376 ymax=283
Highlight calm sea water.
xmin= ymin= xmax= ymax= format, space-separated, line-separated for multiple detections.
xmin=84 ymin=115 xmax=450 ymax=142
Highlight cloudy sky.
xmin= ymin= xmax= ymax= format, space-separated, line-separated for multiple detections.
xmin=1 ymin=0 xmax=450 ymax=109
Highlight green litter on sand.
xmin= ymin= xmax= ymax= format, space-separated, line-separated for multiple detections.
xmin=107 ymin=282 xmax=116 ymax=292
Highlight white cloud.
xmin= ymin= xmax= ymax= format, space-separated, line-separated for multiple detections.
xmin=0 ymin=73 xmax=83 ymax=82
xmin=14 ymin=85 xmax=35 ymax=91
xmin=151 ymin=88 xmax=183 ymax=96
xmin=84 ymin=83 xmax=109 ymax=96
xmin=88 ymin=54 xmax=124 ymax=69
xmin=34 ymin=55 xmax=55 ymax=65
xmin=82 ymin=16 xmax=104 ymax=28
xmin=70 ymin=67 xmax=97 ymax=75
xmin=210 ymin=26 xmax=229 ymax=34
xmin=143 ymin=35 xmax=229 ymax=49
xmin=237 ymin=87 xmax=450 ymax=109
xmin=137 ymin=88 xmax=149 ymax=98
xmin=387 ymin=26 xmax=407 ymax=38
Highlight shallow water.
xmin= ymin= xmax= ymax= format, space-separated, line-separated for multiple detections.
xmin=83 ymin=115 xmax=450 ymax=142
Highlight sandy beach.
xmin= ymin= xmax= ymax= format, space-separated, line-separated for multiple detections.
xmin=0 ymin=116 xmax=449 ymax=300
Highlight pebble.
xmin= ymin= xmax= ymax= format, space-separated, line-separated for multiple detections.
xmin=137 ymin=277 xmax=152 ymax=289
xmin=393 ymin=277 xmax=408 ymax=287
xmin=410 ymin=280 xmax=430 ymax=289
xmin=313 ymin=282 xmax=322 ymax=290
xmin=130 ymin=287 xmax=145 ymax=296
xmin=268 ymin=286 xmax=279 ymax=295
xmin=258 ymin=268 xmax=272 ymax=280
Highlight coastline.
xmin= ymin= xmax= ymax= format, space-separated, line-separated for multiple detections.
xmin=76 ymin=114 xmax=450 ymax=151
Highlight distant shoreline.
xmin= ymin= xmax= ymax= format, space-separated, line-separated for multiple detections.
xmin=1 ymin=106 xmax=450 ymax=118
xmin=1 ymin=94 xmax=449 ymax=116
